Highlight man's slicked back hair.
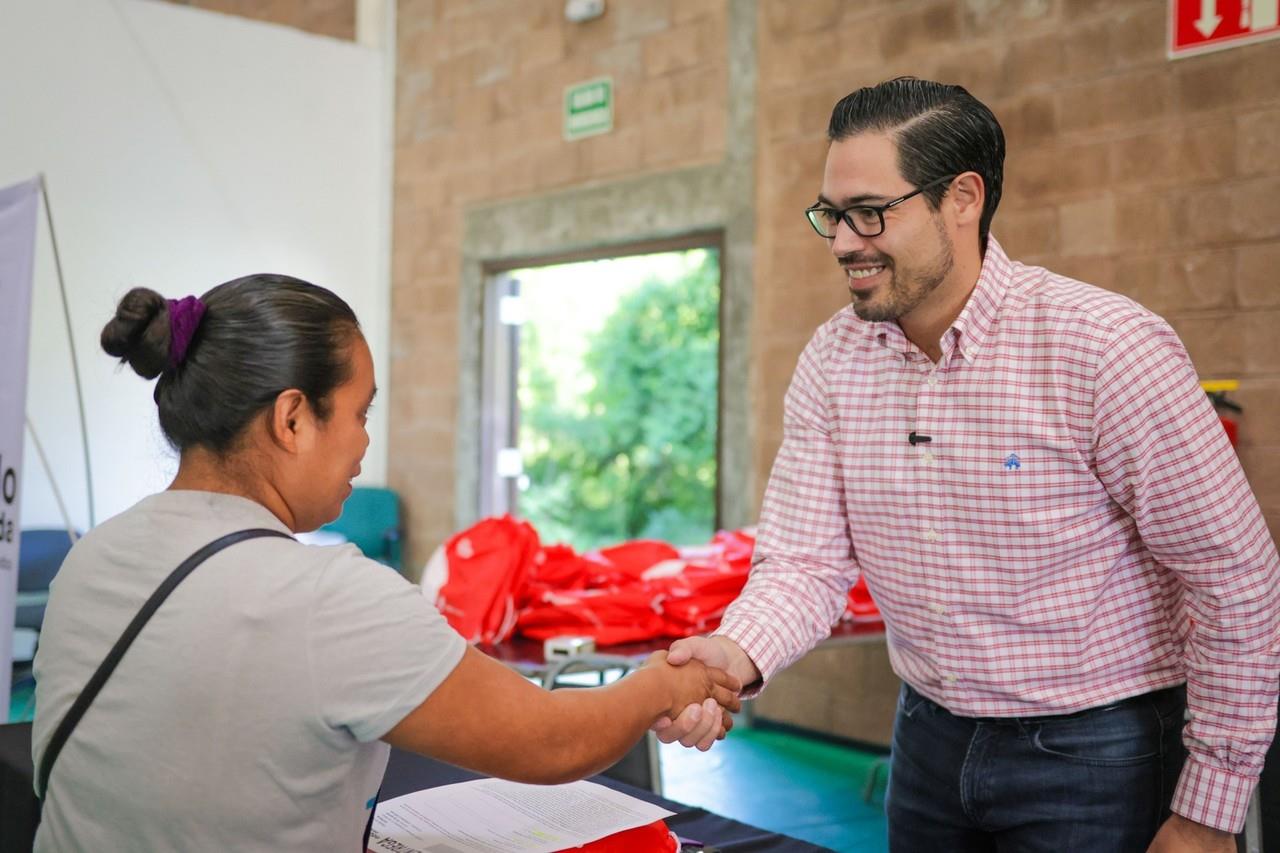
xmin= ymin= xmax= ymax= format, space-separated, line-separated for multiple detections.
xmin=827 ymin=77 xmax=1005 ymax=255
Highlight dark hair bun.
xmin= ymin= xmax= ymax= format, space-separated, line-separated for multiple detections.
xmin=101 ymin=288 xmax=170 ymax=379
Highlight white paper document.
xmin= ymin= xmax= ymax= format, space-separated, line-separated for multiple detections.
xmin=366 ymin=778 xmax=674 ymax=853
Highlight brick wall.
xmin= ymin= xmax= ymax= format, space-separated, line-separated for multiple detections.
xmin=391 ymin=0 xmax=730 ymax=565
xmin=159 ymin=0 xmax=357 ymax=40
xmin=753 ymin=0 xmax=1280 ymax=540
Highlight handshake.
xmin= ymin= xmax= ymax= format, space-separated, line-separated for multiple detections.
xmin=641 ymin=635 xmax=762 ymax=751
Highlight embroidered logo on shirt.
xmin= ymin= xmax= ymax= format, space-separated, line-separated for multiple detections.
xmin=1003 ymin=453 xmax=1021 ymax=471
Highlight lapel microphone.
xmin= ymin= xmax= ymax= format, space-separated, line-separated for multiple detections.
xmin=908 ymin=431 xmax=932 ymax=446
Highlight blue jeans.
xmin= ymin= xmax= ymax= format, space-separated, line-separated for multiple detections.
xmin=885 ymin=682 xmax=1187 ymax=852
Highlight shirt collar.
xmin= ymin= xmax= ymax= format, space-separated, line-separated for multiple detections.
xmin=949 ymin=235 xmax=1012 ymax=361
xmin=871 ymin=235 xmax=1013 ymax=363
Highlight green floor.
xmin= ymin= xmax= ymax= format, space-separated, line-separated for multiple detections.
xmin=9 ymin=678 xmax=35 ymax=724
xmin=660 ymin=725 xmax=890 ymax=852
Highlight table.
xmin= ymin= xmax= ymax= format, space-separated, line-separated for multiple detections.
xmin=381 ymin=746 xmax=834 ymax=852
xmin=478 ymin=620 xmax=886 ymax=680
xmin=481 ymin=621 xmax=887 ymax=736
xmin=0 ymin=723 xmax=833 ymax=853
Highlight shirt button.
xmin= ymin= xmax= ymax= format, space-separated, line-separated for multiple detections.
xmin=928 ymin=602 xmax=947 ymax=615
xmin=927 ymin=374 xmax=939 ymax=386
xmin=921 ymin=450 xmax=935 ymax=465
xmin=923 ymin=528 xmax=940 ymax=542
xmin=944 ymin=674 xmax=959 ymax=684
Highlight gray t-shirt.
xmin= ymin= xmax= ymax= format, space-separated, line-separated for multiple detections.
xmin=31 ymin=490 xmax=466 ymax=852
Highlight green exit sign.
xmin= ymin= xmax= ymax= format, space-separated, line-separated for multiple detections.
xmin=563 ymin=77 xmax=613 ymax=141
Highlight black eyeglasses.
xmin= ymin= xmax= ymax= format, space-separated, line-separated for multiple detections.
xmin=804 ymin=174 xmax=957 ymax=239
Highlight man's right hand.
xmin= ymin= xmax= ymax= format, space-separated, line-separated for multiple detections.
xmin=651 ymin=636 xmax=760 ymax=751
xmin=639 ymin=650 xmax=742 ymax=720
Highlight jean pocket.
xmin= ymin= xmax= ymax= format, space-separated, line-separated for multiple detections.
xmin=897 ymin=685 xmax=929 ymax=720
xmin=1028 ymin=706 xmax=1163 ymax=767
xmin=1151 ymin=685 xmax=1187 ymax=728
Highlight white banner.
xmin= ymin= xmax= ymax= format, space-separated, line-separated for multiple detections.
xmin=0 ymin=177 xmax=41 ymax=718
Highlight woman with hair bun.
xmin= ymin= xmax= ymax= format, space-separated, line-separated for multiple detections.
xmin=31 ymin=274 xmax=739 ymax=852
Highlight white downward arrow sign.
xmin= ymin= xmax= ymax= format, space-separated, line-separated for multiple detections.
xmin=1196 ymin=0 xmax=1223 ymax=37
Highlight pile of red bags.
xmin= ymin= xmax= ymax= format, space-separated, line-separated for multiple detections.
xmin=422 ymin=514 xmax=881 ymax=646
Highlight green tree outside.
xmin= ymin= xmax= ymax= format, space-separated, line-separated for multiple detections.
xmin=518 ymin=248 xmax=720 ymax=549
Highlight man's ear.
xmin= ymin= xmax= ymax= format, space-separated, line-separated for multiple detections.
xmin=268 ymin=389 xmax=309 ymax=452
xmin=949 ymin=172 xmax=985 ymax=229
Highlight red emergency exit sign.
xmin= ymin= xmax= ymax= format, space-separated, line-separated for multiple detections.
xmin=1170 ymin=0 xmax=1280 ymax=58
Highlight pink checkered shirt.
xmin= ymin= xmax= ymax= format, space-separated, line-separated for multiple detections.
xmin=718 ymin=237 xmax=1280 ymax=833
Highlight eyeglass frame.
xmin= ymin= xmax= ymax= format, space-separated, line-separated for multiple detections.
xmin=803 ymin=174 xmax=959 ymax=239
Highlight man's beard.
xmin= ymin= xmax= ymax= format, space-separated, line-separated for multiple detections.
xmin=847 ymin=220 xmax=955 ymax=322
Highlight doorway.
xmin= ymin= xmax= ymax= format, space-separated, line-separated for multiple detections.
xmin=480 ymin=240 xmax=721 ymax=550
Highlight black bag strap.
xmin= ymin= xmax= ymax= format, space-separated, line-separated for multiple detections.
xmin=363 ymin=786 xmax=381 ymax=850
xmin=35 ymin=527 xmax=294 ymax=800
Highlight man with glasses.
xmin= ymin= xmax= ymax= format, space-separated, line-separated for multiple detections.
xmin=655 ymin=77 xmax=1279 ymax=852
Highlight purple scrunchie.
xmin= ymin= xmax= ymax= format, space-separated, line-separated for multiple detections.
xmin=166 ymin=295 xmax=207 ymax=368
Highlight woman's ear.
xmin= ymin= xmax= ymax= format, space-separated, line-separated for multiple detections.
xmin=268 ymin=389 xmax=309 ymax=452
xmin=949 ymin=172 xmax=985 ymax=229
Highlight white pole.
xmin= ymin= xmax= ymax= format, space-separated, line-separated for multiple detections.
xmin=39 ymin=175 xmax=95 ymax=530
xmin=25 ymin=418 xmax=80 ymax=546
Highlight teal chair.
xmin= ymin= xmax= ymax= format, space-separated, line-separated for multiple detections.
xmin=321 ymin=486 xmax=403 ymax=572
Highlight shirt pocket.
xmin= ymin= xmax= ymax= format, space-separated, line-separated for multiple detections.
xmin=960 ymin=411 xmax=1098 ymax=532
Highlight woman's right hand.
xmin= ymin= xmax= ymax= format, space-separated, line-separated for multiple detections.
xmin=641 ymin=650 xmax=742 ymax=721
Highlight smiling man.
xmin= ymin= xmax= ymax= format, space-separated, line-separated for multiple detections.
xmin=655 ymin=77 xmax=1280 ymax=852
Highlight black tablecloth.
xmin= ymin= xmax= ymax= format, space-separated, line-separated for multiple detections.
xmin=0 ymin=723 xmax=39 ymax=853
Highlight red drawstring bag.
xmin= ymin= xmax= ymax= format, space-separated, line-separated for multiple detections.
xmin=517 ymin=587 xmax=668 ymax=645
xmin=707 ymin=528 xmax=755 ymax=568
xmin=560 ymin=818 xmax=678 ymax=851
xmin=844 ymin=575 xmax=882 ymax=624
xmin=427 ymin=515 xmax=540 ymax=644
xmin=658 ymin=560 xmax=751 ymax=636
xmin=586 ymin=540 xmax=681 ymax=586
xmin=521 ymin=543 xmax=590 ymax=607
xmin=427 ymin=516 xmax=879 ymax=646
xmin=654 ymin=529 xmax=753 ymax=635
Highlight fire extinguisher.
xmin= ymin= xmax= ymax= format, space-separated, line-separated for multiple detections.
xmin=1201 ymin=379 xmax=1242 ymax=449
